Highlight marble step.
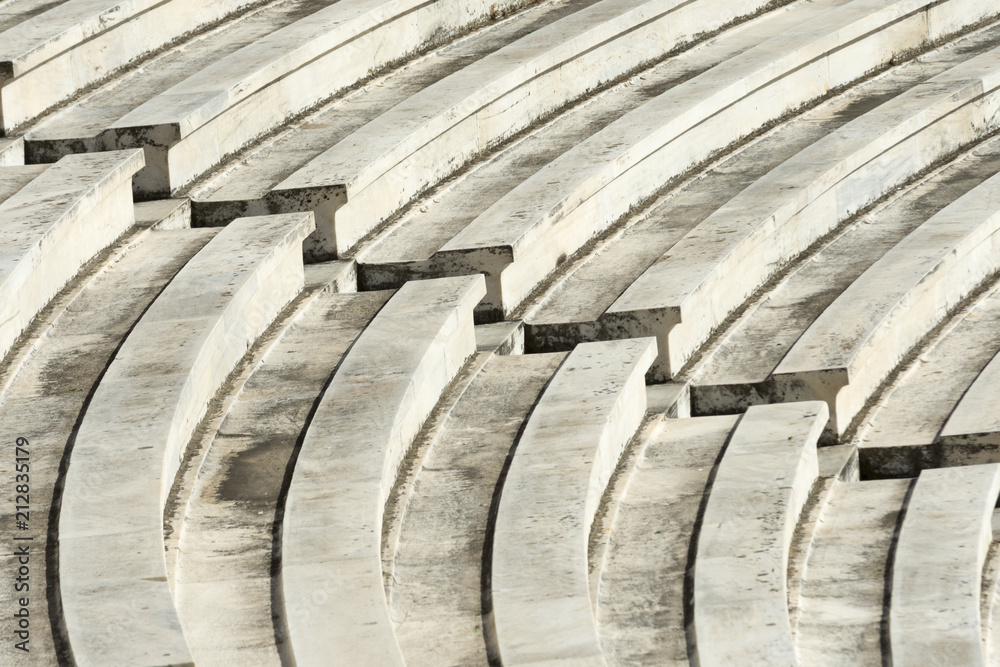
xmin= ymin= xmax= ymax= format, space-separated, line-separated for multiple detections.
xmin=58 ymin=211 xmax=313 ymax=666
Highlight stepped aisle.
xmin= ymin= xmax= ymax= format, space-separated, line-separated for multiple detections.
xmin=491 ymin=338 xmax=656 ymax=665
xmin=793 ymin=478 xmax=911 ymax=665
xmin=889 ymin=464 xmax=1000 ymax=665
xmin=6 ymin=0 xmax=1000 ymax=664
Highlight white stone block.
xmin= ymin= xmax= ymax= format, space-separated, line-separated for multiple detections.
xmin=281 ymin=274 xmax=485 ymax=665
xmin=491 ymin=337 xmax=656 ymax=667
xmin=58 ymin=211 xmax=313 ymax=666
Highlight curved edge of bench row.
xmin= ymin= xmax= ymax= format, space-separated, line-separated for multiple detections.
xmin=109 ymin=0 xmax=538 ymax=196
xmin=490 ymin=336 xmax=657 ymax=666
xmin=0 ymin=0 xmax=261 ymax=133
xmin=0 ymin=0 xmax=162 ymax=81
xmin=280 ymin=0 xmax=780 ymax=258
xmin=57 ymin=211 xmax=314 ymax=667
xmin=0 ymin=149 xmax=143 ymax=364
xmin=431 ymin=0 xmax=996 ymax=322
xmin=890 ymin=463 xmax=1000 ymax=666
xmin=771 ymin=151 xmax=1000 ymax=437
xmin=280 ymin=274 xmax=485 ymax=666
xmin=692 ymin=400 xmax=828 ymax=666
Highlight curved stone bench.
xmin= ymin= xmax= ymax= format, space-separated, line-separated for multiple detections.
xmin=692 ymin=401 xmax=827 ymax=666
xmin=280 ymin=274 xmax=485 ymax=666
xmin=889 ymin=463 xmax=1000 ymax=666
xmin=0 ymin=149 xmax=143 ymax=364
xmin=58 ymin=211 xmax=313 ymax=666
xmin=771 ymin=165 xmax=1000 ymax=437
xmin=263 ymin=0 xmax=779 ymax=258
xmin=410 ymin=0 xmax=996 ymax=322
xmin=491 ymin=337 xmax=656 ymax=666
xmin=586 ymin=38 xmax=1000 ymax=382
xmin=107 ymin=0 xmax=536 ymax=197
xmin=0 ymin=0 xmax=260 ymax=132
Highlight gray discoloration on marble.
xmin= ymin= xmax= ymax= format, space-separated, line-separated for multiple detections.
xmin=174 ymin=289 xmax=388 ymax=665
xmin=694 ymin=401 xmax=827 ymax=666
xmin=0 ymin=149 xmax=143 ymax=365
xmin=58 ymin=212 xmax=312 ymax=667
xmin=890 ymin=464 xmax=1000 ymax=666
xmin=388 ymin=352 xmax=564 ymax=667
xmin=794 ymin=478 xmax=911 ymax=666
xmin=491 ymin=337 xmax=656 ymax=666
xmin=597 ymin=414 xmax=735 ymax=666
xmin=280 ymin=274 xmax=484 ymax=666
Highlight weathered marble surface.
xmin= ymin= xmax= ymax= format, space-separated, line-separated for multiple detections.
xmin=890 ymin=463 xmax=1000 ymax=666
xmin=108 ymin=0 xmax=537 ymax=196
xmin=281 ymin=274 xmax=485 ymax=665
xmin=0 ymin=149 xmax=143 ymax=364
xmin=0 ymin=0 xmax=263 ymax=132
xmin=491 ymin=337 xmax=656 ymax=666
xmin=693 ymin=401 xmax=827 ymax=666
xmin=59 ymin=212 xmax=313 ymax=666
